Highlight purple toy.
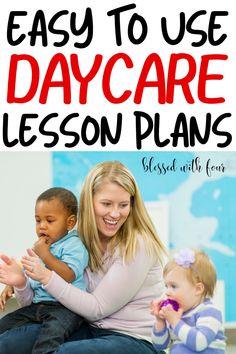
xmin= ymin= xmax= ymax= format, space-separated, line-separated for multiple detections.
xmin=160 ymin=299 xmax=179 ymax=311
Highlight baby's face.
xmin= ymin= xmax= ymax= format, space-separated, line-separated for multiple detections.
xmin=164 ymin=266 xmax=202 ymax=312
xmin=35 ymin=198 xmax=69 ymax=244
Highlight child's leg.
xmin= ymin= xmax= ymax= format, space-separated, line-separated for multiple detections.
xmin=31 ymin=302 xmax=81 ymax=354
xmin=0 ymin=304 xmax=38 ymax=334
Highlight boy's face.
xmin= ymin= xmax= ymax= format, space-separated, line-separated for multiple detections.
xmin=164 ymin=266 xmax=203 ymax=312
xmin=35 ymin=198 xmax=70 ymax=244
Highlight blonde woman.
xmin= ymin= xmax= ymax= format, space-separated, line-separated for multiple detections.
xmin=0 ymin=161 xmax=166 ymax=354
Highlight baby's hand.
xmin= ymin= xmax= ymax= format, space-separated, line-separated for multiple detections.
xmin=150 ymin=299 xmax=165 ymax=319
xmin=160 ymin=304 xmax=183 ymax=328
xmin=0 ymin=285 xmax=14 ymax=311
xmin=33 ymin=236 xmax=52 ymax=260
xmin=150 ymin=299 xmax=166 ymax=331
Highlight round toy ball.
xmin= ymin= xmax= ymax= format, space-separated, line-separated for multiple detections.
xmin=160 ymin=299 xmax=179 ymax=311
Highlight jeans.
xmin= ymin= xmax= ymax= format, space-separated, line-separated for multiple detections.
xmin=0 ymin=301 xmax=82 ymax=354
xmin=0 ymin=321 xmax=166 ymax=354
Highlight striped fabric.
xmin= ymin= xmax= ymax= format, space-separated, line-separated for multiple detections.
xmin=152 ymin=298 xmax=226 ymax=353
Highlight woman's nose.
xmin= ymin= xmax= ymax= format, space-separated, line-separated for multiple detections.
xmin=110 ymin=209 xmax=120 ymax=218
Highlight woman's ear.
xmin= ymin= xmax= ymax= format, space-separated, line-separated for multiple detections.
xmin=195 ymin=282 xmax=205 ymax=296
xmin=67 ymin=215 xmax=77 ymax=231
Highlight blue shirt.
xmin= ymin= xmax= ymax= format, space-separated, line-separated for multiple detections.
xmin=29 ymin=229 xmax=88 ymax=303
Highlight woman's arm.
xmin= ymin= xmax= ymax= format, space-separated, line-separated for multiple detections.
xmin=24 ymin=237 xmax=161 ymax=321
xmin=46 ymin=238 xmax=160 ymax=321
xmin=14 ymin=279 xmax=34 ymax=307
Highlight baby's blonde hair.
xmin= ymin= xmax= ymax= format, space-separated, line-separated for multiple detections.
xmin=164 ymin=249 xmax=217 ymax=298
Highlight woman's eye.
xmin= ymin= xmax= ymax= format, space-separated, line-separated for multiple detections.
xmin=121 ymin=204 xmax=129 ymax=208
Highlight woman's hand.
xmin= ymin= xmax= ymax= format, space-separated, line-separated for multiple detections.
xmin=0 ymin=255 xmax=26 ymax=288
xmin=0 ymin=285 xmax=14 ymax=311
xmin=21 ymin=248 xmax=52 ymax=286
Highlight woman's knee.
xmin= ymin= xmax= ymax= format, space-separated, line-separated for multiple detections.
xmin=54 ymin=335 xmax=161 ymax=354
xmin=0 ymin=324 xmax=41 ymax=354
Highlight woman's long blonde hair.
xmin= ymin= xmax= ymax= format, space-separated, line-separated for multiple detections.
xmin=78 ymin=161 xmax=166 ymax=272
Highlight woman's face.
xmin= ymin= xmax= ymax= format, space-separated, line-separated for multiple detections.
xmin=93 ymin=181 xmax=131 ymax=246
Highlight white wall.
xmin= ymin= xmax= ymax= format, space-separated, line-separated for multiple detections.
xmin=145 ymin=201 xmax=169 ymax=251
xmin=0 ymin=152 xmax=52 ymax=259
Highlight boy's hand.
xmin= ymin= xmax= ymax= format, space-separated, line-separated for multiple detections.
xmin=0 ymin=285 xmax=14 ymax=311
xmin=33 ymin=236 xmax=52 ymax=260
